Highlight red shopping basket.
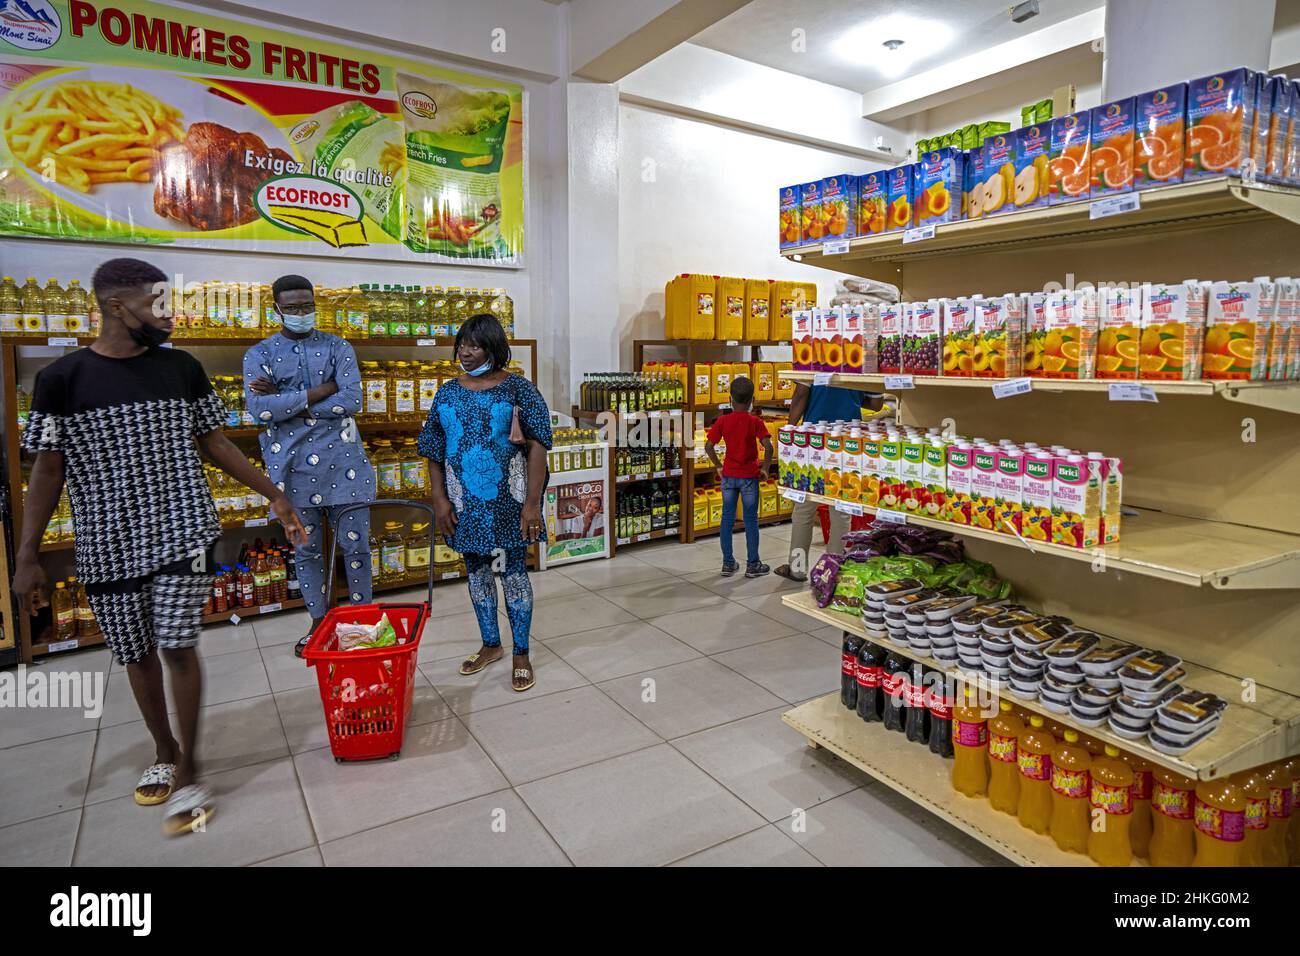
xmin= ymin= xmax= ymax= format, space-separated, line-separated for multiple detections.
xmin=302 ymin=500 xmax=434 ymax=762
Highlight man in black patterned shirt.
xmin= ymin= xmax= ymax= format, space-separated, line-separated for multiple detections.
xmin=12 ymin=258 xmax=306 ymax=836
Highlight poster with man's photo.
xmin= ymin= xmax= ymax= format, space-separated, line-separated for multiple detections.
xmin=544 ymin=478 xmax=609 ymax=565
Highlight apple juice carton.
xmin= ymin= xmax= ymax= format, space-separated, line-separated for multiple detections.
xmin=994 ymin=447 xmax=1025 ymax=536
xmin=820 ymin=174 xmax=859 ymax=241
xmin=1012 ymin=124 xmax=1050 ymax=211
xmin=1205 ymin=279 xmax=1270 ymax=380
xmin=1097 ymin=286 xmax=1141 ymax=380
xmin=1090 ymin=98 xmax=1136 ymax=196
xmin=1135 ymin=84 xmax=1187 ymax=189
xmin=971 ymin=446 xmax=1000 ymax=531
xmin=1041 ymin=289 xmax=1097 ymax=379
xmin=1269 ymin=78 xmax=1296 ymax=183
xmin=898 ymin=432 xmax=925 ymax=514
xmin=1022 ymin=449 xmax=1054 ymax=543
xmin=1186 ymin=68 xmax=1257 ymax=181
xmin=861 ymin=432 xmax=882 ymax=506
xmin=974 ymin=294 xmax=1025 ymax=378
xmin=905 ymin=298 xmax=941 ymax=375
xmin=964 ymin=147 xmax=985 ymax=219
xmin=858 ymin=171 xmax=888 ymax=235
xmin=876 ymin=433 xmax=903 ymax=509
xmin=1024 ymin=292 xmax=1048 ymax=377
xmin=779 ymin=185 xmax=800 ymax=251
xmin=980 ymin=132 xmax=1016 ymax=217
xmin=921 ymin=439 xmax=948 ymax=520
xmin=941 ymin=296 xmax=976 ymax=376
xmin=799 ymin=180 xmax=824 ymax=244
xmin=792 ymin=309 xmax=815 ymax=371
xmin=878 ymin=302 xmax=904 ymax=374
xmin=945 ymin=443 xmax=973 ymax=525
xmin=1048 ymin=111 xmax=1091 ymax=203
xmin=915 ymin=148 xmax=962 ymax=226
xmin=1140 ymin=280 xmax=1205 ymax=379
xmin=885 ymin=163 xmax=914 ymax=232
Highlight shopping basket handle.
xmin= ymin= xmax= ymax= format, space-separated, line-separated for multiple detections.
xmin=323 ymin=499 xmax=437 ymax=611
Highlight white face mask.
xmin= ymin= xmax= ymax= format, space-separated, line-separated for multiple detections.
xmin=460 ymin=359 xmax=492 ymax=376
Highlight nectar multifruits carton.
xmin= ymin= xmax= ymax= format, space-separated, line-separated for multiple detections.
xmin=1022 ymin=449 xmax=1054 ymax=543
xmin=971 ymin=446 xmax=1000 ymax=531
xmin=994 ymin=447 xmax=1025 ymax=536
xmin=944 ymin=443 xmax=973 ymax=525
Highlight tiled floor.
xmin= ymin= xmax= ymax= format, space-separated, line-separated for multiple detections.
xmin=0 ymin=527 xmax=1006 ymax=867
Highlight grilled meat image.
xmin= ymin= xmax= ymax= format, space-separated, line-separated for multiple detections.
xmin=154 ymin=122 xmax=294 ymax=231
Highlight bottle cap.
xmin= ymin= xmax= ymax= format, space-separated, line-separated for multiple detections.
xmin=1064 ymin=730 xmax=1079 ymax=743
xmin=1104 ymin=744 xmax=1121 ymax=757
xmin=999 ymin=700 xmax=1012 ymax=713
xmin=1029 ymin=715 xmax=1044 ymax=727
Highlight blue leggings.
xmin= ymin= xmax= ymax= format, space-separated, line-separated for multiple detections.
xmin=465 ymin=547 xmax=532 ymax=655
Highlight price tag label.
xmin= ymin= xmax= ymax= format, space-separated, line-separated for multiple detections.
xmin=653 ymin=470 xmax=666 ymax=478
xmin=992 ymin=377 xmax=1032 ymax=399
xmin=259 ymin=602 xmax=281 ymax=614
xmin=669 ymin=468 xmax=682 ymax=476
xmin=783 ymin=398 xmax=792 ymax=406
xmin=637 ymin=473 xmax=649 ymax=481
xmin=229 ymin=613 xmax=242 ymax=626
xmin=726 ymin=340 xmax=739 ymax=346
xmin=875 ymin=508 xmax=908 ymax=525
xmin=822 ymin=238 xmax=850 ymax=255
xmin=1108 ymin=382 xmax=1159 ymax=403
xmin=665 ymin=527 xmax=678 ymax=534
xmin=616 ymin=475 xmax=628 ymax=483
xmin=160 ymin=342 xmax=174 ymax=349
xmin=812 ymin=372 xmax=834 ymax=386
xmin=244 ymin=518 xmax=268 ymax=527
xmin=883 ymin=374 xmax=914 ymax=390
xmin=47 ymin=337 xmax=78 ymax=347
xmin=1090 ymin=192 xmax=1141 ymax=220
xmin=781 ymin=488 xmax=807 ymax=504
xmin=649 ymin=410 xmax=662 ymax=418
xmin=47 ymin=639 xmax=78 ymax=653
xmin=834 ymin=499 xmax=864 ymax=517
xmin=416 ymin=338 xmax=437 ymax=347
xmin=636 ymin=533 xmax=651 ymax=542
xmin=441 ymin=572 xmax=460 ymax=580
xmin=617 ymin=537 xmax=630 ymax=546
xmin=902 ymin=224 xmax=936 ymax=244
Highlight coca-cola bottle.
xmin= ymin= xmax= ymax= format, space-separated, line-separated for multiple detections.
xmin=841 ymin=631 xmax=864 ymax=709
xmin=855 ymin=640 xmax=885 ymax=722
xmin=927 ymin=671 xmax=956 ymax=758
xmin=881 ymin=652 xmax=910 ymax=733
xmin=904 ymin=662 xmax=930 ymax=744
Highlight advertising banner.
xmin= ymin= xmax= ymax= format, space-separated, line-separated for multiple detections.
xmin=0 ymin=0 xmax=525 ymax=265
xmin=544 ymin=477 xmax=610 ymax=566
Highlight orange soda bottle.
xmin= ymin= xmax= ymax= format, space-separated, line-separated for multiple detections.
xmin=1016 ymin=715 xmax=1055 ymax=834
xmin=987 ymin=700 xmax=1023 ymax=814
xmin=1193 ymin=778 xmax=1246 ymax=866
xmin=1088 ymin=744 xmax=1134 ymax=866
xmin=1231 ymin=768 xmax=1270 ymax=866
xmin=950 ymin=685 xmax=989 ymax=798
xmin=1149 ymin=765 xmax=1197 ymax=866
xmin=1262 ymin=760 xmax=1293 ymax=867
xmin=1049 ymin=729 xmax=1092 ymax=854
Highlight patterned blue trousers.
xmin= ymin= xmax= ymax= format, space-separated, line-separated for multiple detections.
xmin=465 ymin=547 xmax=532 ymax=655
xmin=296 ymin=505 xmax=372 ymax=620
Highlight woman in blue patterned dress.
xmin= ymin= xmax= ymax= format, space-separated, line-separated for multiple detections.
xmin=418 ymin=314 xmax=552 ymax=692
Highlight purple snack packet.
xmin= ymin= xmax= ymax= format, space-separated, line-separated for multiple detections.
xmin=809 ymin=553 xmax=847 ymax=608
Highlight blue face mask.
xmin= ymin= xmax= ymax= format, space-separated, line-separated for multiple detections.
xmin=460 ymin=359 xmax=492 ymax=376
xmin=281 ymin=311 xmax=316 ymax=334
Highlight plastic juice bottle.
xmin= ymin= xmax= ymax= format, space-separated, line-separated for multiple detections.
xmin=19 ymin=277 xmax=45 ymax=336
xmin=987 ymin=701 xmax=1024 ymax=814
xmin=52 ymin=581 xmax=76 ymax=641
xmin=1122 ymin=753 xmax=1154 ymax=860
xmin=950 ymin=686 xmax=989 ymax=798
xmin=1193 ymin=778 xmax=1247 ymax=866
xmin=1231 ymin=768 xmax=1270 ymax=866
xmin=1262 ymin=761 xmax=1294 ymax=866
xmin=1049 ymin=730 xmax=1092 ymax=853
xmin=1088 ymin=745 xmax=1135 ymax=866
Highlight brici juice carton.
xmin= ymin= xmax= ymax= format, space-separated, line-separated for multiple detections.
xmin=980 ymin=133 xmax=1017 ymax=217
xmin=841 ymin=430 xmax=863 ymax=503
xmin=1012 ymin=124 xmax=1051 ymax=211
xmin=789 ymin=425 xmax=810 ymax=492
xmin=799 ymin=180 xmax=824 ymax=244
xmin=1041 ymin=289 xmax=1098 ymax=379
xmin=792 ymin=308 xmax=815 ymax=370
xmin=1090 ymin=98 xmax=1136 ymax=196
xmin=1097 ymin=286 xmax=1141 ymax=380
xmin=1140 ymin=280 xmax=1205 ymax=380
xmin=886 ymin=164 xmax=915 ymax=232
xmin=965 ymin=147 xmax=986 ymax=219
xmin=842 ymin=302 xmax=865 ymax=373
xmin=921 ymin=439 xmax=948 ymax=520
xmin=994 ymin=447 xmax=1025 ymax=536
xmin=905 ymin=298 xmax=942 ymax=375
xmin=1186 ymin=68 xmax=1257 ymax=181
xmin=823 ymin=429 xmax=844 ymax=499
xmin=971 ymin=446 xmax=1000 ymax=531
xmin=941 ymin=296 xmax=977 ymax=376
xmin=974 ymin=294 xmax=1025 ymax=378
xmin=777 ymin=424 xmax=795 ymax=488
xmin=1024 ymin=292 xmax=1048 ymax=377
xmin=858 ymin=171 xmax=888 ymax=235
xmin=898 ymin=432 xmax=925 ymax=514
xmin=1052 ymin=454 xmax=1101 ymax=549
xmin=1048 ymin=111 xmax=1091 ymax=203
xmin=1267 ymin=76 xmax=1296 ymax=182
xmin=878 ymin=302 xmax=904 ymax=374
xmin=1135 ymin=84 xmax=1187 ymax=189
xmin=876 ymin=433 xmax=903 ymax=509
xmin=861 ymin=432 xmax=882 ymax=506
xmin=1205 ymin=279 xmax=1270 ymax=380
xmin=779 ymin=185 xmax=800 ymax=250
xmin=820 ymin=174 xmax=859 ymax=241
xmin=945 ymin=443 xmax=973 ymax=525
xmin=807 ymin=426 xmax=826 ymax=496
xmin=915 ymin=148 xmax=963 ymax=226
xmin=1022 ymin=449 xmax=1054 ymax=543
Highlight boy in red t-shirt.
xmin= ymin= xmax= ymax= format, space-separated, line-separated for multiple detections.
xmin=704 ymin=376 xmax=774 ymax=577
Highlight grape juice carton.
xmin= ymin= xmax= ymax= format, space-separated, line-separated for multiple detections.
xmin=861 ymin=432 xmax=882 ymax=506
xmin=1097 ymin=286 xmax=1141 ymax=380
xmin=941 ymin=296 xmax=976 ymax=376
xmin=1140 ymin=280 xmax=1205 ymax=380
xmin=1022 ymin=449 xmax=1054 ymax=543
xmin=1051 ymin=454 xmax=1101 ymax=549
xmin=974 ymin=294 xmax=1025 ymax=378
xmin=1186 ymin=68 xmax=1257 ymax=181
xmin=779 ymin=185 xmax=801 ymax=250
xmin=858 ymin=171 xmax=888 ymax=235
xmin=915 ymin=148 xmax=963 ymax=226
xmin=1205 ymin=279 xmax=1271 ymax=380
xmin=777 ymin=424 xmax=795 ymax=487
xmin=1266 ymin=76 xmax=1294 ymax=183
xmin=1012 ymin=124 xmax=1050 ymax=210
xmin=886 ymin=164 xmax=915 ymax=232
xmin=945 ymin=443 xmax=974 ymax=525
xmin=964 ymin=147 xmax=986 ymax=219
xmin=994 ymin=447 xmax=1025 ymax=536
xmin=792 ymin=309 xmax=815 ymax=370
xmin=1041 ymin=289 xmax=1098 ymax=379
xmin=878 ymin=302 xmax=904 ymax=374
xmin=807 ymin=427 xmax=826 ymax=495
xmin=1090 ymin=98 xmax=1136 ymax=196
xmin=789 ymin=425 xmax=810 ymax=491
xmin=921 ymin=439 xmax=948 ymax=520
xmin=898 ymin=432 xmax=926 ymax=514
xmin=971 ymin=446 xmax=1000 ymax=531
xmin=1024 ymin=292 xmax=1048 ymax=377
xmin=876 ymin=433 xmax=903 ymax=509
xmin=980 ymin=132 xmax=1017 ymax=217
xmin=905 ymin=298 xmax=941 ymax=375
xmin=820 ymin=174 xmax=859 ymax=241
xmin=1135 ymin=84 xmax=1187 ymax=189
xmin=1048 ymin=111 xmax=1091 ymax=203
xmin=799 ymin=180 xmax=824 ymax=244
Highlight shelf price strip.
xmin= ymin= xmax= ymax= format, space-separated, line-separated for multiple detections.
xmin=992 ymin=377 xmax=1032 ymax=399
xmin=1108 ymin=382 xmax=1159 ymax=403
xmin=1090 ymin=192 xmax=1141 ymax=219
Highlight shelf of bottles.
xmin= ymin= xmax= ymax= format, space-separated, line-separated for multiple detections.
xmin=614 ymin=477 xmax=682 ymax=546
xmin=550 ymin=428 xmax=606 ymax=475
xmin=578 ymin=371 xmax=686 ymax=415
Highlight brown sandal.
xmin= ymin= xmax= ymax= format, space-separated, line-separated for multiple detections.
xmin=512 ymin=663 xmax=535 ymax=692
xmin=460 ymin=648 xmax=504 ymax=676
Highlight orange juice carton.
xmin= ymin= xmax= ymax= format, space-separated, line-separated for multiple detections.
xmin=1186 ymin=68 xmax=1257 ymax=181
xmin=876 ymin=433 xmax=903 ymax=509
xmin=716 ymin=276 xmax=745 ymax=340
xmin=980 ymin=133 xmax=1017 ymax=216
xmin=904 ymin=298 xmax=942 ymax=375
xmin=1140 ymin=280 xmax=1205 ymax=379
xmin=1013 ymin=124 xmax=1051 ymax=210
xmin=1263 ymin=277 xmax=1290 ymax=380
xmin=841 ymin=430 xmax=863 ymax=502
xmin=820 ymin=174 xmax=859 ymax=241
xmin=841 ymin=303 xmax=865 ymax=373
xmin=857 ymin=171 xmax=888 ymax=235
xmin=1041 ymin=289 xmax=1097 ymax=379
xmin=1022 ymin=449 xmax=1054 ymax=542
xmin=885 ymin=164 xmax=915 ymax=232
xmin=1097 ymin=286 xmax=1141 ymax=380
xmin=861 ymin=432 xmax=881 ymax=506
xmin=1289 ymin=80 xmax=1300 ymax=184
xmin=799 ymin=180 xmax=824 ymax=244
xmin=1136 ymin=84 xmax=1187 ymax=189
xmin=1277 ymin=277 xmax=1299 ymax=379
xmin=964 ymin=147 xmax=985 ymax=218
xmin=971 ymin=446 xmax=1000 ymax=531
xmin=1205 ymin=279 xmax=1270 ymax=380
xmin=1048 ymin=111 xmax=1091 ymax=203
xmin=994 ymin=447 xmax=1025 ymax=536
xmin=1266 ymin=77 xmax=1294 ymax=182
xmin=1024 ymin=292 xmax=1049 ymax=377
xmin=823 ymin=429 xmax=844 ymax=499
xmin=898 ymin=432 xmax=925 ymax=514
xmin=792 ymin=309 xmax=815 ymax=370
xmin=821 ymin=306 xmax=845 ymax=371
xmin=779 ymin=185 xmax=801 ymax=250
xmin=915 ymin=148 xmax=963 ymax=225
xmin=694 ymin=362 xmax=713 ymax=404
xmin=945 ymin=442 xmax=974 ymax=525
xmin=744 ymin=278 xmax=771 ymax=340
xmin=878 ymin=302 xmax=905 ymax=374
xmin=1252 ymin=74 xmax=1274 ymax=177
xmin=974 ymin=294 xmax=1025 ymax=378
xmin=920 ymin=439 xmax=948 ymax=520
xmin=941 ymin=296 xmax=977 ymax=376
xmin=1090 ymin=98 xmax=1136 ymax=196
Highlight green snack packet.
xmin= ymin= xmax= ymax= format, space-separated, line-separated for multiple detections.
xmin=356 ymin=612 xmax=398 ymax=649
xmin=960 ymin=124 xmax=980 ymax=150
xmin=1021 ymin=105 xmax=1036 ymax=127
xmin=1035 ymin=98 xmax=1054 ymax=124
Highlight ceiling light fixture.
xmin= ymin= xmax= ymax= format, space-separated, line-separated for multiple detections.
xmin=882 ymin=39 xmax=904 ymax=51
xmin=1010 ymin=1 xmax=1040 ymax=24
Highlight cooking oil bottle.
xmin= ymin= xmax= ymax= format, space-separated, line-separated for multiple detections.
xmin=0 ymin=276 xmax=21 ymax=335
xmin=430 ymin=285 xmax=449 ymax=336
xmin=363 ymin=284 xmax=386 ymax=338
xmin=342 ymin=285 xmax=369 ymax=339
xmin=448 ymin=286 xmax=468 ymax=335
xmin=65 ymin=280 xmax=90 ymax=336
xmin=42 ymin=279 xmax=68 ymax=334
xmin=405 ymin=521 xmax=431 ymax=573
xmin=374 ymin=440 xmax=402 ymax=498
xmin=20 ymin=277 xmax=45 ymax=336
xmin=490 ymin=287 xmax=514 ymax=337
xmin=361 ymin=361 xmax=389 ymax=422
xmin=392 ymin=362 xmax=416 ymax=423
xmin=388 ymin=284 xmax=411 ymax=337
xmin=400 ymin=438 xmax=427 ymax=496
xmin=262 ymin=283 xmax=281 ymax=333
xmin=51 ymin=581 xmax=76 ymax=641
xmin=380 ymin=519 xmax=406 ymax=583
xmin=316 ymin=287 xmax=337 ymax=334
xmin=409 ymin=285 xmax=430 ymax=337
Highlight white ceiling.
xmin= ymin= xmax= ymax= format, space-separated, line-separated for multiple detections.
xmin=692 ymin=0 xmax=1103 ymax=92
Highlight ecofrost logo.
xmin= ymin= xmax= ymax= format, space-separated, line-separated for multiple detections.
xmin=50 ymin=886 xmax=151 ymax=936
xmin=0 ymin=665 xmax=103 ymax=718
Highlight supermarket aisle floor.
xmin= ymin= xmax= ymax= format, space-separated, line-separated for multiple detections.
xmin=0 ymin=527 xmax=1007 ymax=867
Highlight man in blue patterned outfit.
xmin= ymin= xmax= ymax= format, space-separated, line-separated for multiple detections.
xmin=243 ymin=275 xmax=376 ymax=657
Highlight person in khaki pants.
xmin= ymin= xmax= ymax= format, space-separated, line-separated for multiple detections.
xmin=774 ymin=382 xmax=883 ymax=581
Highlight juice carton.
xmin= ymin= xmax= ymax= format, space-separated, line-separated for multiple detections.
xmin=905 ymin=298 xmax=942 ymax=375
xmin=1013 ymin=124 xmax=1051 ymax=210
xmin=842 ymin=303 xmax=864 ymax=373
xmin=1090 ymin=98 xmax=1136 ymax=196
xmin=1260 ymin=278 xmax=1288 ymax=380
xmin=824 ymin=429 xmax=845 ymax=499
xmin=876 ymin=434 xmax=903 ymax=509
xmin=807 ymin=427 xmax=826 ymax=495
xmin=1024 ymin=292 xmax=1048 ymax=377
xmin=1022 ymin=449 xmax=1054 ymax=542
xmin=1205 ymin=280 xmax=1270 ymax=380
xmin=965 ymin=147 xmax=986 ymax=218
xmin=1186 ymin=68 xmax=1257 ymax=181
xmin=974 ymin=294 xmax=1025 ymax=378
xmin=779 ymin=185 xmax=801 ymax=250
xmin=980 ymin=133 xmax=1017 ymax=216
xmin=858 ymin=171 xmax=888 ymax=235
xmin=1253 ymin=74 xmax=1274 ymax=178
xmin=1140 ymin=280 xmax=1205 ymax=379
xmin=1048 ymin=111 xmax=1091 ymax=203
xmin=800 ymin=180 xmax=825 ymax=244
xmin=1041 ymin=289 xmax=1098 ymax=379
xmin=886 ymin=164 xmax=915 ymax=232
xmin=861 ymin=432 xmax=882 ymax=506
xmin=1097 ymin=286 xmax=1141 ymax=380
xmin=1267 ymin=76 xmax=1295 ymax=182
xmin=792 ymin=308 xmax=816 ymax=370
xmin=745 ymin=278 xmax=771 ymax=341
xmin=710 ymin=361 xmax=732 ymax=405
xmin=716 ymin=276 xmax=745 ymax=340
xmin=1290 ymin=80 xmax=1300 ymax=184
xmin=1135 ymin=84 xmax=1187 ymax=189
xmin=879 ymin=302 xmax=904 ymax=373
xmin=753 ymin=361 xmax=775 ymax=401
xmin=789 ymin=425 xmax=810 ymax=492
xmin=941 ymin=296 xmax=976 ymax=376
xmin=1052 ymin=454 xmax=1102 ymax=548
xmin=841 ymin=431 xmax=863 ymax=503
xmin=775 ymin=361 xmax=795 ymax=400
xmin=821 ymin=174 xmax=859 ymax=241
xmin=1090 ymin=452 xmax=1124 ymax=544
xmin=821 ymin=305 xmax=845 ymax=371
xmin=971 ymin=446 xmax=1000 ymax=531
xmin=898 ymin=433 xmax=925 ymax=513
xmin=1277 ymin=277 xmax=1298 ymax=379
xmin=995 ymin=447 xmax=1025 ymax=536
xmin=920 ymin=439 xmax=948 ymax=520
xmin=777 ymin=424 xmax=795 ymax=487
xmin=915 ymin=148 xmax=963 ymax=226
xmin=945 ymin=443 xmax=973 ymax=525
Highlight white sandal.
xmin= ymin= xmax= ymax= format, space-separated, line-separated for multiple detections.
xmin=163 ymin=784 xmax=215 ymax=836
xmin=512 ymin=667 xmax=535 ymax=692
xmin=133 ymin=763 xmax=176 ymax=806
